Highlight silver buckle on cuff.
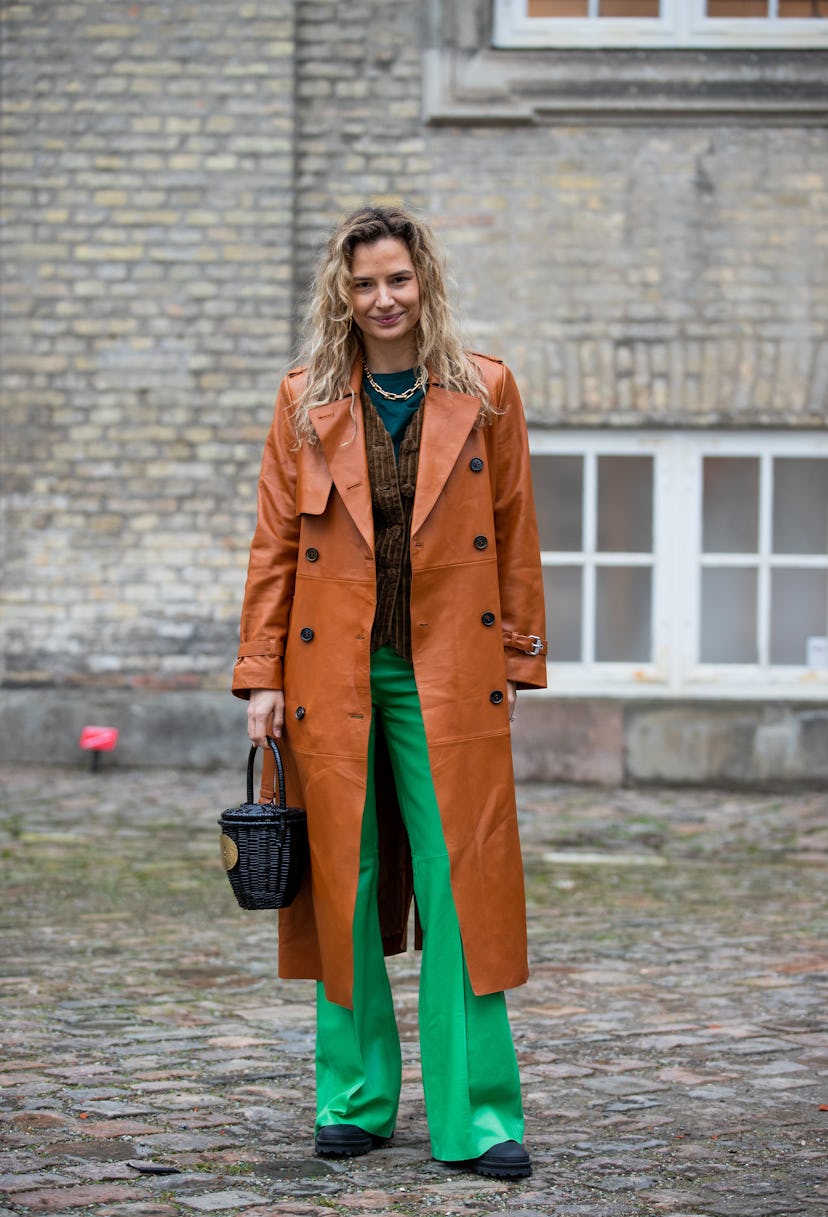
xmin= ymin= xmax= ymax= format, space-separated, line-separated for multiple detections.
xmin=528 ymin=635 xmax=544 ymax=656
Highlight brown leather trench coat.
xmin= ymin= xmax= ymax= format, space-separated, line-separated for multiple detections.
xmin=232 ymin=353 xmax=547 ymax=1009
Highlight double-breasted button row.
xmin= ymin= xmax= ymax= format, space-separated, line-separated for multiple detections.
xmin=470 ymin=457 xmax=484 ymax=473
xmin=305 ymin=547 xmax=319 ymax=562
xmin=295 ymin=705 xmax=306 ymax=720
xmin=300 ymin=627 xmax=314 ymax=642
xmin=474 ymin=535 xmax=488 ymax=551
xmin=490 ymin=690 xmax=504 ymax=705
xmin=481 ymin=611 xmax=495 ymax=627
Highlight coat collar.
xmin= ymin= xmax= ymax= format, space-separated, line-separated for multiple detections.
xmin=308 ymin=359 xmax=372 ymax=551
xmin=309 ymin=357 xmax=481 ymax=548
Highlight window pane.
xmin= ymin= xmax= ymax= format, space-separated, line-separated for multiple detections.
xmin=778 ymin=1 xmax=827 ymax=15
xmin=595 ymin=567 xmax=652 ymax=661
xmin=770 ymin=570 xmax=828 ymax=665
xmin=702 ymin=457 xmax=759 ymax=554
xmin=708 ymin=0 xmax=828 ymax=13
xmin=529 ymin=0 xmax=661 ymax=13
xmin=543 ymin=566 xmax=582 ymax=661
xmin=531 ymin=455 xmax=583 ymax=551
xmin=528 ymin=1 xmax=588 ymax=14
xmin=599 ymin=0 xmax=660 ymax=13
xmin=700 ymin=568 xmax=758 ymax=663
xmin=772 ymin=458 xmax=828 ymax=555
xmin=706 ymin=1 xmax=769 ymax=15
xmin=597 ymin=455 xmax=653 ymax=553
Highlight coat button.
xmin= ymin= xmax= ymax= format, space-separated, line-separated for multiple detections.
xmin=474 ymin=535 xmax=488 ymax=550
xmin=300 ymin=627 xmax=314 ymax=642
xmin=295 ymin=706 xmax=306 ymax=719
xmin=481 ymin=611 xmax=495 ymax=627
xmin=305 ymin=547 xmax=319 ymax=562
xmin=470 ymin=457 xmax=484 ymax=472
xmin=490 ymin=690 xmax=504 ymax=705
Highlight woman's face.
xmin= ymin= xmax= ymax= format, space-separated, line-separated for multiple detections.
xmin=349 ymin=237 xmax=421 ymax=369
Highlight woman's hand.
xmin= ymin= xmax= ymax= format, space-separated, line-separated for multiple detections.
xmin=247 ymin=688 xmax=285 ymax=747
xmin=507 ymin=679 xmax=517 ymax=723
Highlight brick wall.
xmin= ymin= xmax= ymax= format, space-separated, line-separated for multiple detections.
xmin=429 ymin=125 xmax=828 ymax=426
xmin=2 ymin=0 xmax=296 ymax=690
xmin=287 ymin=6 xmax=827 ymax=427
xmin=1 ymin=1 xmax=826 ymax=775
xmin=291 ymin=1 xmax=428 ymax=317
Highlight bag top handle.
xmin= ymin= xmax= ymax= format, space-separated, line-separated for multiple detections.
xmin=246 ymin=736 xmax=286 ymax=809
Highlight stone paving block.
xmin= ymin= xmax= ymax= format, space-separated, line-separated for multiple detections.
xmin=65 ymin=1164 xmax=136 ymax=1182
xmin=93 ymin=1207 xmax=181 ymax=1217
xmin=0 ymin=1173 xmax=75 ymax=1192
xmin=176 ymin=1192 xmax=269 ymax=1211
xmin=526 ymin=1062 xmax=594 ymax=1079
xmin=729 ymin=1038 xmax=797 ymax=1055
xmin=0 ymin=1072 xmax=52 ymax=1086
xmin=129 ymin=1133 xmax=237 ymax=1152
xmin=73 ymin=1102 xmax=159 ymax=1118
xmin=553 ymin=1204 xmax=634 ymax=1215
xmin=754 ymin=1059 xmax=810 ymax=1075
xmin=45 ymin=1141 xmax=137 ymax=1163
xmin=333 ymin=1192 xmax=396 ymax=1210
xmin=750 ymin=1075 xmax=820 ymax=1089
xmin=77 ymin=1121 xmax=162 ymax=1140
xmin=686 ymin=1084 xmax=740 ymax=1100
xmin=93 ymin=1208 xmax=180 ymax=1217
xmin=3 ymin=1112 xmax=73 ymax=1132
xmin=228 ymin=1208 xmax=332 ymax=1217
xmin=11 ymin=1183 xmax=145 ymax=1210
xmin=46 ymin=1066 xmax=119 ymax=1082
xmin=169 ymin=1113 xmax=233 ymax=1130
xmin=124 ymin=1172 xmax=215 ymax=1194
xmin=582 ymin=1075 xmax=669 ymax=1096
xmin=236 ymin=1207 xmax=333 ymax=1217
xmin=0 ymin=1153 xmax=41 ymax=1173
xmin=641 ymin=1200 xmax=707 ymax=1215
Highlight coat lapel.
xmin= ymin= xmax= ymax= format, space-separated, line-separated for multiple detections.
xmin=412 ymin=384 xmax=481 ymax=537
xmin=309 ymin=361 xmax=373 ymax=551
xmin=309 ymin=368 xmax=481 ymax=547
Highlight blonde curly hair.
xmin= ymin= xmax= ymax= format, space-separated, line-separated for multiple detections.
xmin=292 ymin=205 xmax=491 ymax=444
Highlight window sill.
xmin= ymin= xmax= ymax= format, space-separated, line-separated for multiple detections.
xmin=423 ymin=44 xmax=828 ymax=126
xmin=526 ymin=676 xmax=828 ymax=700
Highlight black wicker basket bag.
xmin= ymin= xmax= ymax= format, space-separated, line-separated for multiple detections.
xmin=219 ymin=736 xmax=308 ymax=910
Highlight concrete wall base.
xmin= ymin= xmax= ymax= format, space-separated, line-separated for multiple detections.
xmin=1 ymin=689 xmax=826 ymax=787
xmin=514 ymin=697 xmax=828 ymax=787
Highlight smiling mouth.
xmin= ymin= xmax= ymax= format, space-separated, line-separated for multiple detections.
xmin=373 ymin=313 xmax=404 ymax=326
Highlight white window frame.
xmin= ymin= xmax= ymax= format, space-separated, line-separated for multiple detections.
xmin=494 ymin=0 xmax=828 ymax=49
xmin=529 ymin=429 xmax=828 ymax=699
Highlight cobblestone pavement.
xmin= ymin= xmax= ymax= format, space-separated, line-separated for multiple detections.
xmin=0 ymin=764 xmax=826 ymax=1217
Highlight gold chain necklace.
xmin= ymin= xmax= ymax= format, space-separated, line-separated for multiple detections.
xmin=363 ymin=361 xmax=428 ymax=402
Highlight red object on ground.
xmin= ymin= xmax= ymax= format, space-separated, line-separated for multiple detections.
xmin=79 ymin=726 xmax=119 ymax=751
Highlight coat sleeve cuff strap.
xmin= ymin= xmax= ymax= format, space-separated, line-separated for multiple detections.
xmin=236 ymin=640 xmax=281 ymax=658
xmin=503 ymin=630 xmax=548 ymax=657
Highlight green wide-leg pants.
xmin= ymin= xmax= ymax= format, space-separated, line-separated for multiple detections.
xmin=315 ymin=646 xmax=524 ymax=1162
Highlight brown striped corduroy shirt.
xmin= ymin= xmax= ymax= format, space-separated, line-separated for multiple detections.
xmin=363 ymin=389 xmax=424 ymax=663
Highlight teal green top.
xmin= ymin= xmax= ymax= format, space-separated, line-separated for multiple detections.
xmin=363 ymin=368 xmax=425 ymax=462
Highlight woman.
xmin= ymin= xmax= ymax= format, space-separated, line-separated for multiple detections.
xmin=233 ymin=205 xmax=547 ymax=1179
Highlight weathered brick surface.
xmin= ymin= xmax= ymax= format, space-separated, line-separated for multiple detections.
xmin=291 ymin=2 xmax=428 ymax=308
xmin=1 ymin=1 xmax=296 ymax=689
xmin=429 ymin=125 xmax=828 ymax=427
xmin=1 ymin=0 xmax=826 ymax=701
